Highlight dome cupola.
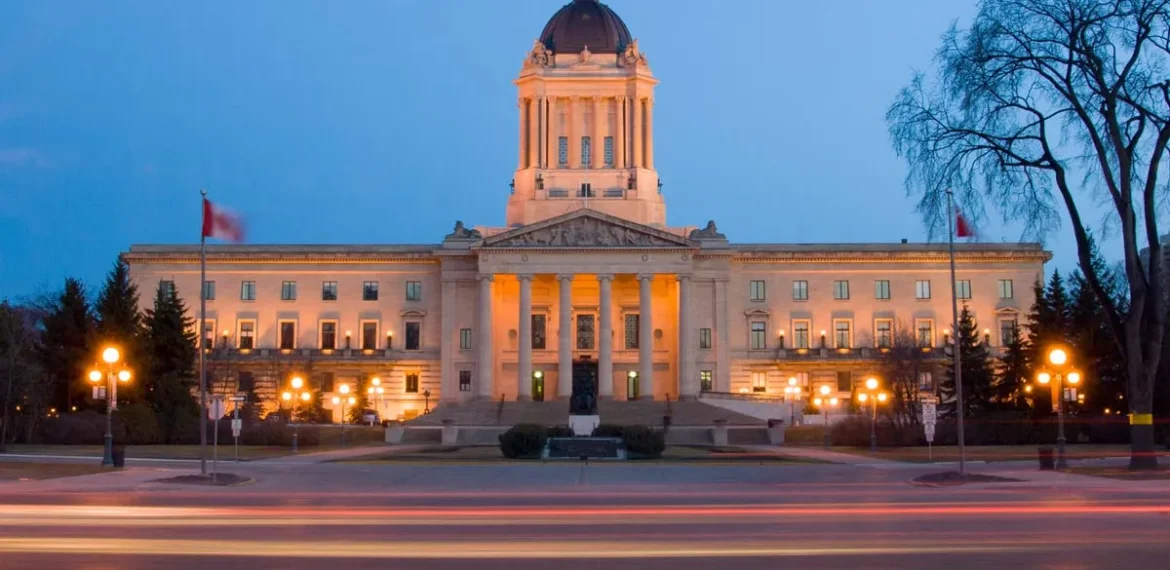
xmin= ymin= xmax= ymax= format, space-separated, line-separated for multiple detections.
xmin=538 ymin=0 xmax=633 ymax=55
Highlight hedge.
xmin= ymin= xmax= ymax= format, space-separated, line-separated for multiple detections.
xmin=785 ymin=413 xmax=1142 ymax=448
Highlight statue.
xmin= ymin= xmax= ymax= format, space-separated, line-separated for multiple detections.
xmin=689 ymin=220 xmax=726 ymax=240
xmin=618 ymin=39 xmax=648 ymax=67
xmin=579 ymin=45 xmax=592 ymax=64
xmin=444 ymin=220 xmax=482 ymax=240
xmin=526 ymin=39 xmax=553 ymax=68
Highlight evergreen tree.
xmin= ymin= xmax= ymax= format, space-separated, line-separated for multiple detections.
xmin=1068 ymin=270 xmax=1127 ymax=414
xmin=1024 ymin=272 xmax=1071 ymax=388
xmin=38 ymin=279 xmax=93 ymax=410
xmin=94 ymin=259 xmax=145 ymax=402
xmin=995 ymin=326 xmax=1031 ymax=410
xmin=143 ymin=283 xmax=199 ymax=443
xmin=940 ymin=306 xmax=995 ymax=417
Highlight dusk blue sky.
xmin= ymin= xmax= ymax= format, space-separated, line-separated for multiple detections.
xmin=3 ymin=0 xmax=1093 ymax=301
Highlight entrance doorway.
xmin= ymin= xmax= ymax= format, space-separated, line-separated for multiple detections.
xmin=532 ymin=371 xmax=545 ymax=402
xmin=626 ymin=371 xmax=640 ymax=401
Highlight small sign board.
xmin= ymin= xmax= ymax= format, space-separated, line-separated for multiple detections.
xmin=208 ymin=396 xmax=226 ymax=420
xmin=92 ymin=386 xmax=107 ymax=400
xmin=230 ymin=395 xmax=246 ymax=403
xmin=231 ymin=419 xmax=242 ymax=438
xmin=924 ymin=423 xmax=936 ymax=443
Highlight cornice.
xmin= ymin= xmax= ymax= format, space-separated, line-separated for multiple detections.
xmin=733 ymin=250 xmax=1051 ymax=264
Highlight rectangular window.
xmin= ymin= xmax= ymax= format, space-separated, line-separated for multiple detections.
xmin=998 ymin=279 xmax=1014 ymax=299
xmin=238 ymin=371 xmax=254 ymax=394
xmin=793 ymin=320 xmax=811 ymax=349
xmin=459 ymin=371 xmax=471 ymax=392
xmin=459 ymin=328 xmax=472 ymax=350
xmin=999 ymin=319 xmax=1018 ymax=346
xmin=532 ymin=315 xmax=546 ymax=350
xmin=792 ymin=280 xmax=809 ymax=301
xmin=322 ymin=281 xmax=338 ymax=301
xmin=363 ymin=281 xmax=379 ymax=301
xmin=406 ymin=281 xmax=422 ymax=301
xmin=202 ymin=320 xmax=216 ymax=350
xmin=405 ymin=322 xmax=421 ymax=351
xmin=749 ymin=280 xmax=766 ymax=301
xmin=837 ymin=371 xmax=852 ymax=392
xmin=833 ymin=280 xmax=850 ymax=300
xmin=699 ymin=327 xmax=712 ymax=349
xmin=578 ymin=182 xmax=593 ymax=197
xmin=405 ymin=373 xmax=419 ymax=394
xmin=834 ymin=320 xmax=852 ymax=349
xmin=604 ymin=136 xmax=614 ymax=167
xmin=700 ymin=370 xmax=713 ymax=392
xmin=956 ymin=280 xmax=972 ymax=300
xmin=159 ymin=280 xmax=175 ymax=301
xmin=750 ymin=321 xmax=767 ymax=350
xmin=875 ymin=280 xmax=890 ymax=300
xmin=916 ymin=319 xmax=934 ymax=347
xmin=279 ymin=321 xmax=296 ymax=350
xmin=238 ymin=320 xmax=255 ymax=350
xmin=320 ymin=321 xmax=337 ymax=350
xmin=240 ymin=281 xmax=256 ymax=301
xmin=281 ymin=281 xmax=297 ymax=301
xmin=581 ymin=136 xmax=591 ymax=166
xmin=361 ymin=321 xmax=378 ymax=350
xmin=624 ymin=314 xmax=640 ymax=350
xmin=795 ymin=372 xmax=810 ymax=387
xmin=918 ymin=371 xmax=933 ymax=392
xmin=751 ymin=371 xmax=767 ymax=393
xmin=576 ymin=314 xmax=595 ymax=350
xmin=915 ymin=280 xmax=931 ymax=300
xmin=558 ymin=136 xmax=568 ymax=166
xmin=875 ymin=319 xmax=893 ymax=349
xmin=202 ymin=281 xmax=216 ymax=301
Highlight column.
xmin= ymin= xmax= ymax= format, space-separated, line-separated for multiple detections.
xmin=615 ymin=96 xmax=627 ymax=169
xmin=714 ymin=278 xmax=730 ymax=393
xmin=677 ymin=275 xmax=696 ymax=399
xmin=517 ymin=274 xmax=533 ymax=400
xmin=598 ymin=274 xmax=614 ymax=398
xmin=557 ymin=275 xmax=573 ymax=398
xmin=632 ymin=97 xmax=643 ymax=169
xmin=593 ymin=97 xmax=605 ymax=168
xmin=517 ymin=99 xmax=526 ymax=170
xmin=440 ymin=278 xmax=456 ymax=403
xmin=645 ymin=97 xmax=654 ymax=169
xmin=538 ymin=96 xmax=547 ymax=168
xmin=638 ymin=274 xmax=655 ymax=400
xmin=545 ymin=96 xmax=554 ymax=168
xmin=568 ymin=97 xmax=579 ymax=169
xmin=527 ymin=99 xmax=539 ymax=169
xmin=477 ymin=275 xmax=495 ymax=399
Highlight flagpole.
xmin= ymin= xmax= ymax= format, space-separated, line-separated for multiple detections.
xmin=946 ymin=188 xmax=967 ymax=475
xmin=198 ymin=189 xmax=208 ymax=476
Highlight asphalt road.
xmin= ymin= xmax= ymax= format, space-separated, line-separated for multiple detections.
xmin=0 ymin=460 xmax=1168 ymax=569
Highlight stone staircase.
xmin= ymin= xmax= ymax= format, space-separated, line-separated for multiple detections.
xmin=408 ymin=398 xmax=764 ymax=428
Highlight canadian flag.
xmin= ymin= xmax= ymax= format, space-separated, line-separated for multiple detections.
xmin=955 ymin=208 xmax=975 ymax=239
xmin=202 ymin=198 xmax=245 ymax=243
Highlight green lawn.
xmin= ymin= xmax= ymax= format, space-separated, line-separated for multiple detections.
xmin=342 ymin=445 xmax=816 ymax=464
xmin=0 ymin=462 xmax=109 ymax=481
xmin=830 ymin=444 xmax=1170 ymax=463
xmin=2 ymin=444 xmax=295 ymax=461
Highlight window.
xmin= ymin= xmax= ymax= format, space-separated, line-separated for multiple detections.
xmin=316 ymin=371 xmax=335 ymax=393
xmin=699 ymin=370 xmax=713 ymax=392
xmin=238 ymin=371 xmax=254 ymax=393
xmin=578 ymin=183 xmax=593 ymax=197
xmin=322 ymin=281 xmax=337 ymax=301
xmin=956 ymin=279 xmax=972 ymax=300
xmin=576 ymin=314 xmax=595 ymax=350
xmin=581 ymin=136 xmax=591 ymax=166
xmin=833 ymin=280 xmax=850 ymax=300
xmin=750 ymin=321 xmax=767 ymax=350
xmin=834 ymin=320 xmax=852 ymax=349
xmin=238 ymin=320 xmax=255 ymax=350
xmin=240 ymin=281 xmax=256 ymax=301
xmin=159 ymin=280 xmax=175 ymax=301
xmin=918 ymin=371 xmax=933 ymax=392
xmin=793 ymin=320 xmax=811 ymax=349
xmin=875 ymin=319 xmax=893 ymax=349
xmin=361 ymin=321 xmax=378 ymax=350
xmin=792 ymin=280 xmax=809 ymax=301
xmin=749 ymin=280 xmax=766 ymax=301
xmin=624 ymin=314 xmax=640 ymax=350
xmin=320 ymin=321 xmax=337 ymax=350
xmin=363 ymin=281 xmax=379 ymax=301
xmin=202 ymin=281 xmax=216 ymax=301
xmin=405 ymin=373 xmax=419 ymax=393
xmin=751 ymin=372 xmax=767 ymax=393
xmin=405 ymin=322 xmax=421 ymax=351
xmin=202 ymin=320 xmax=216 ymax=350
xmin=998 ymin=279 xmax=1014 ymax=299
xmin=558 ymin=136 xmax=568 ymax=166
xmin=837 ymin=371 xmax=852 ymax=392
xmin=279 ymin=321 xmax=296 ymax=350
xmin=459 ymin=371 xmax=471 ymax=392
xmin=795 ymin=372 xmax=810 ymax=387
xmin=915 ymin=280 xmax=931 ymax=300
xmin=460 ymin=328 xmax=472 ymax=350
xmin=532 ymin=315 xmax=546 ymax=350
xmin=999 ymin=319 xmax=1018 ymax=346
xmin=699 ymin=328 xmax=712 ymax=349
xmin=406 ymin=281 xmax=422 ymax=301
xmin=916 ymin=320 xmax=934 ymax=347
xmin=281 ymin=281 xmax=297 ymax=301
xmin=604 ymin=136 xmax=614 ymax=167
xmin=875 ymin=280 xmax=890 ymax=300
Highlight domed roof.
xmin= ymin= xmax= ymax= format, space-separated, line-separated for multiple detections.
xmin=539 ymin=0 xmax=633 ymax=55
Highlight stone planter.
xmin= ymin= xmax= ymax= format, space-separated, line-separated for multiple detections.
xmin=712 ymin=419 xmax=729 ymax=447
xmin=766 ymin=419 xmax=786 ymax=445
xmin=441 ymin=419 xmax=459 ymax=446
xmin=384 ymin=423 xmax=405 ymax=444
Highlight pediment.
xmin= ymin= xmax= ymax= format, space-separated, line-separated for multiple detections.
xmin=482 ymin=210 xmax=693 ymax=249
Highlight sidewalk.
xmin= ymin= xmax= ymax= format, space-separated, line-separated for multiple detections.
xmin=250 ymin=444 xmax=422 ymax=465
xmin=0 ymin=466 xmax=193 ymax=494
xmin=742 ymin=445 xmax=906 ymax=466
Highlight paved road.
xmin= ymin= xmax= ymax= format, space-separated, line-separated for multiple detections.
xmin=0 ymin=458 xmax=1168 ymax=569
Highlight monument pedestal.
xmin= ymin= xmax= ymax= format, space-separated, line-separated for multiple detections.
xmin=569 ymin=414 xmax=600 ymax=437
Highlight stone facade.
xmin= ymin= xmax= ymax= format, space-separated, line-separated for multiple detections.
xmin=124 ymin=2 xmax=1049 ymax=423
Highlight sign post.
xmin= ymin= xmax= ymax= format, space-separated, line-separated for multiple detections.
xmin=209 ymin=396 xmax=226 ymax=482
xmin=230 ymin=392 xmax=246 ymax=462
xmin=921 ymin=396 xmax=939 ymax=461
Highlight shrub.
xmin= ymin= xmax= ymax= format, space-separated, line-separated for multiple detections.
xmin=784 ymin=425 xmax=827 ymax=446
xmin=591 ymin=424 xmax=624 ymax=438
xmin=38 ymin=411 xmax=106 ymax=445
xmin=498 ymin=424 xmax=548 ymax=459
xmin=547 ymin=425 xmax=574 ymax=438
xmin=621 ymin=425 xmax=665 ymax=458
xmin=115 ymin=404 xmax=162 ymax=445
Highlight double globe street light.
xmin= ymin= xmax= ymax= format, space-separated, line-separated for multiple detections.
xmin=331 ymin=383 xmax=356 ymax=446
xmin=281 ymin=375 xmax=312 ymax=452
xmin=812 ymin=384 xmax=840 ymax=450
xmin=856 ymin=377 xmax=889 ymax=453
xmin=88 ymin=346 xmax=132 ymax=467
xmin=1037 ymin=346 xmax=1082 ymax=469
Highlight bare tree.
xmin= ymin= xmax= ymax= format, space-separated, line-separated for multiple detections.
xmin=888 ymin=0 xmax=1170 ymax=469
xmin=881 ymin=321 xmax=941 ymax=429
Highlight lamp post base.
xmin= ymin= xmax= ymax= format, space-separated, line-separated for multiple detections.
xmin=102 ymin=433 xmax=114 ymax=467
xmin=1056 ymin=435 xmax=1068 ymax=469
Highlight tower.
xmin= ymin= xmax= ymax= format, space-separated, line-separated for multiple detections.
xmin=506 ymin=0 xmax=664 ymax=228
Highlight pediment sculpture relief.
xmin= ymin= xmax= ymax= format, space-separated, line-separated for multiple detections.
xmin=524 ymin=39 xmax=554 ymax=69
xmin=618 ymin=39 xmax=648 ymax=67
xmin=493 ymin=217 xmax=683 ymax=248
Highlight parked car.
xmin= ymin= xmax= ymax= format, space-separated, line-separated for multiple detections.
xmin=361 ymin=409 xmax=380 ymax=426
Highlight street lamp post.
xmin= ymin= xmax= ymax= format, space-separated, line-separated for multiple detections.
xmin=88 ymin=346 xmax=132 ymax=467
xmin=812 ymin=384 xmax=839 ymax=450
xmin=1038 ymin=347 xmax=1081 ymax=469
xmin=783 ymin=377 xmax=801 ymax=426
xmin=331 ymin=383 xmax=356 ymax=447
xmin=282 ymin=375 xmax=312 ymax=453
xmin=857 ymin=377 xmax=889 ymax=453
xmin=367 ymin=377 xmax=385 ymax=425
